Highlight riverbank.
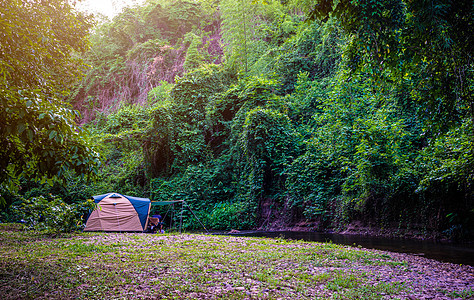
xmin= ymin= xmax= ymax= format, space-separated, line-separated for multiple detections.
xmin=0 ymin=230 xmax=473 ymax=299
xmin=263 ymin=220 xmax=472 ymax=243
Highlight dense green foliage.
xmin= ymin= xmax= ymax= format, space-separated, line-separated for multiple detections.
xmin=2 ymin=0 xmax=472 ymax=239
xmin=0 ymin=0 xmax=101 ymax=206
xmin=71 ymin=0 xmax=223 ymax=122
xmin=9 ymin=196 xmax=96 ymax=233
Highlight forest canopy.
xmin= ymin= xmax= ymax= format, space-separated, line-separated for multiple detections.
xmin=1 ymin=0 xmax=473 ymax=240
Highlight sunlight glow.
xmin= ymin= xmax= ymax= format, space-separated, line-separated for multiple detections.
xmin=76 ymin=0 xmax=146 ymax=19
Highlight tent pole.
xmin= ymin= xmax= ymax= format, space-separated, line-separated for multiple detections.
xmin=162 ymin=205 xmax=172 ymax=220
xmin=170 ymin=203 xmax=174 ymax=231
xmin=179 ymin=201 xmax=184 ymax=234
xmin=184 ymin=201 xmax=209 ymax=233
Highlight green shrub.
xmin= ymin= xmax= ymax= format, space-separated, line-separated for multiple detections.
xmin=148 ymin=81 xmax=174 ymax=104
xmin=205 ymin=202 xmax=247 ymax=230
xmin=12 ymin=196 xmax=96 ymax=233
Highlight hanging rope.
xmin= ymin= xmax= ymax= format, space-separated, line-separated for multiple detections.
xmin=171 ymin=203 xmax=175 ymax=231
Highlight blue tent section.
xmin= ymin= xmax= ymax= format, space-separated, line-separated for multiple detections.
xmin=92 ymin=193 xmax=151 ymax=230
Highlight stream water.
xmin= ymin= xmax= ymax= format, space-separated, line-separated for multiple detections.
xmin=223 ymin=231 xmax=474 ymax=266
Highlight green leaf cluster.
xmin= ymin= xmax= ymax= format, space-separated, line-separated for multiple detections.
xmin=0 ymin=0 xmax=101 ymax=204
xmin=71 ymin=0 xmax=223 ymax=121
xmin=11 ymin=195 xmax=96 ymax=233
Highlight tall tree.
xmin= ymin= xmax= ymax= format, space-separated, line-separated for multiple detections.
xmin=0 ymin=0 xmax=101 ymax=203
xmin=220 ymin=0 xmax=253 ymax=72
xmin=220 ymin=0 xmax=280 ymax=74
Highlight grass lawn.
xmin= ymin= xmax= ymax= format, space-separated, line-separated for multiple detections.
xmin=0 ymin=225 xmax=472 ymax=299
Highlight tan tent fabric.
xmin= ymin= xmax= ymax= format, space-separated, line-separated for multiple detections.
xmin=84 ymin=195 xmax=144 ymax=231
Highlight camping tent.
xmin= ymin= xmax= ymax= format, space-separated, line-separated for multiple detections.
xmin=84 ymin=193 xmax=151 ymax=232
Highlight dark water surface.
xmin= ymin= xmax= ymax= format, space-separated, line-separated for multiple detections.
xmin=224 ymin=231 xmax=474 ymax=266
